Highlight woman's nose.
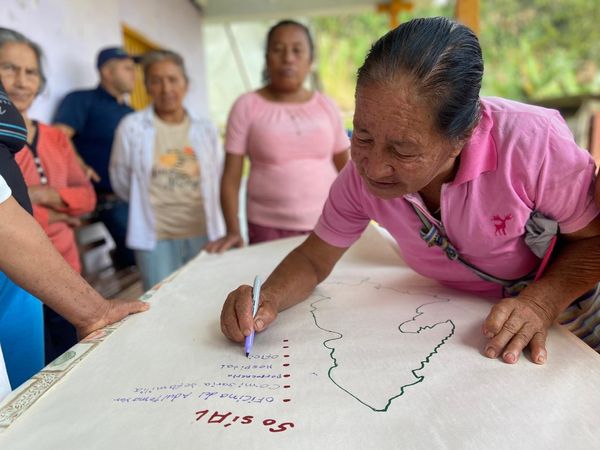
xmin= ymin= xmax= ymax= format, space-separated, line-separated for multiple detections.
xmin=14 ymin=68 xmax=27 ymax=87
xmin=358 ymin=148 xmax=394 ymax=179
xmin=283 ymin=48 xmax=294 ymax=62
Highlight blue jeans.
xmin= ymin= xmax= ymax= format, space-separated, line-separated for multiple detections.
xmin=0 ymin=272 xmax=44 ymax=389
xmin=134 ymin=236 xmax=208 ymax=291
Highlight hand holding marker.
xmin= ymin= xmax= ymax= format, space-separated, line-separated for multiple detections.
xmin=245 ymin=276 xmax=261 ymax=357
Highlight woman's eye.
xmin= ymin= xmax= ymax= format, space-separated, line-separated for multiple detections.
xmin=356 ymin=137 xmax=371 ymax=145
xmin=393 ymin=152 xmax=418 ymax=161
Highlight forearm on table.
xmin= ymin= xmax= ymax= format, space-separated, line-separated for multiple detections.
xmin=263 ymin=235 xmax=345 ymax=313
xmin=521 ymin=235 xmax=600 ymax=319
xmin=0 ymin=197 xmax=108 ymax=329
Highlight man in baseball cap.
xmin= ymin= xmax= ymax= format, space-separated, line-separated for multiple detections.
xmin=53 ymin=46 xmax=138 ymax=273
xmin=96 ymin=46 xmax=135 ymax=69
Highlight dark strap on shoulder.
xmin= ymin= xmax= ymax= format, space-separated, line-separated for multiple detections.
xmin=410 ymin=202 xmax=531 ymax=294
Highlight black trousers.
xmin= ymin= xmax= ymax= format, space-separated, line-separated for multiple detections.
xmin=43 ymin=305 xmax=77 ymax=364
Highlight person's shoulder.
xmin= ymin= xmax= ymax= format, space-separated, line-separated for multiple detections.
xmin=331 ymin=161 xmax=370 ymax=202
xmin=119 ymin=108 xmax=148 ymax=129
xmin=226 ymin=91 xmax=261 ymax=125
xmin=60 ymin=88 xmax=95 ymax=103
xmin=37 ymin=123 xmax=72 ymax=151
xmin=313 ymin=91 xmax=339 ymax=108
xmin=55 ymin=89 xmax=96 ymax=123
xmin=312 ymin=91 xmax=345 ymax=118
xmin=483 ymin=96 xmax=566 ymax=133
xmin=482 ymin=97 xmax=580 ymax=168
xmin=338 ymin=160 xmax=363 ymax=187
xmin=189 ymin=112 xmax=218 ymax=133
xmin=38 ymin=122 xmax=65 ymax=140
xmin=232 ymin=91 xmax=260 ymax=110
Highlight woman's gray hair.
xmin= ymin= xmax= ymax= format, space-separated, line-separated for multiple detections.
xmin=141 ymin=49 xmax=188 ymax=84
xmin=0 ymin=27 xmax=47 ymax=94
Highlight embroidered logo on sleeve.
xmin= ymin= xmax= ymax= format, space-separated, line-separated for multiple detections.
xmin=492 ymin=214 xmax=512 ymax=236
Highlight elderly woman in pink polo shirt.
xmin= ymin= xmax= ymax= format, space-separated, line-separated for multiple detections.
xmin=205 ymin=20 xmax=349 ymax=252
xmin=220 ymin=17 xmax=600 ymax=365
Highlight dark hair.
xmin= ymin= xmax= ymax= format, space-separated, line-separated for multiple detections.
xmin=0 ymin=27 xmax=47 ymax=95
xmin=141 ymin=49 xmax=188 ymax=84
xmin=266 ymin=20 xmax=314 ymax=60
xmin=357 ymin=17 xmax=483 ymax=142
xmin=262 ymin=19 xmax=314 ymax=84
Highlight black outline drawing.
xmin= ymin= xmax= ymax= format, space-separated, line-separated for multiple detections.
xmin=309 ymin=279 xmax=455 ymax=412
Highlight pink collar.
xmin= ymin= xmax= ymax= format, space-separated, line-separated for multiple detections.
xmin=451 ymin=102 xmax=497 ymax=186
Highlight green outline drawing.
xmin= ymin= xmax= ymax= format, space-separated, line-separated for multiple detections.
xmin=309 ymin=280 xmax=455 ymax=412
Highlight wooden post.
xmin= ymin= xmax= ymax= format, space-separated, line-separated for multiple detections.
xmin=377 ymin=0 xmax=414 ymax=29
xmin=454 ymin=0 xmax=480 ymax=35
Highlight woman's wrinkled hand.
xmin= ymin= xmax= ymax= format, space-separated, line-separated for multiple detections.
xmin=220 ymin=285 xmax=278 ymax=343
xmin=482 ymin=295 xmax=555 ymax=365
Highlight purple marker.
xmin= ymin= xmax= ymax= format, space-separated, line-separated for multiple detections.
xmin=245 ymin=276 xmax=261 ymax=357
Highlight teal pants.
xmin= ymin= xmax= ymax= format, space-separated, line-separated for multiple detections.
xmin=134 ymin=235 xmax=208 ymax=291
xmin=0 ymin=272 xmax=44 ymax=389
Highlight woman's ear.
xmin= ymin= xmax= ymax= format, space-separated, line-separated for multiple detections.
xmin=449 ymin=139 xmax=466 ymax=158
xmin=451 ymin=128 xmax=476 ymax=157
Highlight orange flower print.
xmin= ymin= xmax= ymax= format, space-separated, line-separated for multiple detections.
xmin=159 ymin=153 xmax=178 ymax=167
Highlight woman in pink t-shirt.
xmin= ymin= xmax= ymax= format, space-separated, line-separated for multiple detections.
xmin=205 ymin=20 xmax=349 ymax=252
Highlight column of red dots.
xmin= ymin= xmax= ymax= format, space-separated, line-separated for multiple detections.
xmin=282 ymin=339 xmax=291 ymax=403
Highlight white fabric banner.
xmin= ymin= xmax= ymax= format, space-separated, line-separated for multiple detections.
xmin=1 ymin=226 xmax=599 ymax=449
xmin=0 ymin=345 xmax=10 ymax=403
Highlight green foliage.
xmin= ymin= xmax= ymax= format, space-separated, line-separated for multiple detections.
xmin=312 ymin=3 xmax=453 ymax=117
xmin=311 ymin=0 xmax=600 ymax=115
xmin=480 ymin=0 xmax=600 ymax=100
xmin=313 ymin=13 xmax=389 ymax=112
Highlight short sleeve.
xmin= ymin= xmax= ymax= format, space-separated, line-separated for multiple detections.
xmin=0 ymin=174 xmax=11 ymax=203
xmin=53 ymin=92 xmax=90 ymax=133
xmin=314 ymin=162 xmax=371 ymax=247
xmin=320 ymin=93 xmax=351 ymax=154
xmin=224 ymin=94 xmax=252 ymax=155
xmin=534 ymin=113 xmax=600 ymax=234
xmin=0 ymin=82 xmax=27 ymax=152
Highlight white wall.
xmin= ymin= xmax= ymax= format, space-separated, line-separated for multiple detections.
xmin=0 ymin=0 xmax=208 ymax=122
xmin=119 ymin=0 xmax=209 ymax=116
xmin=204 ymin=22 xmax=269 ymax=127
xmin=202 ymin=0 xmax=375 ymax=22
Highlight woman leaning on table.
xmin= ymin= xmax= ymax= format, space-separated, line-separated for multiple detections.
xmin=205 ymin=20 xmax=350 ymax=252
xmin=220 ymin=17 xmax=600 ymax=366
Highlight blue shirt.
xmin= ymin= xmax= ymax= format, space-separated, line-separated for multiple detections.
xmin=53 ymin=85 xmax=133 ymax=193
